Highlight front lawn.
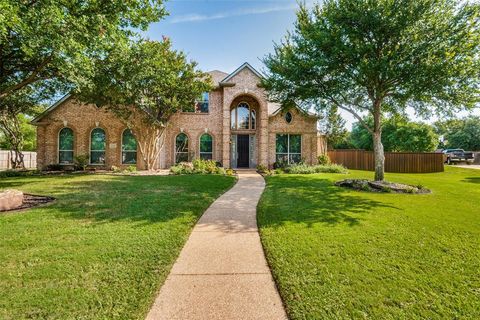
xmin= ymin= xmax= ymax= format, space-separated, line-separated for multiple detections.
xmin=258 ymin=167 xmax=480 ymax=319
xmin=0 ymin=174 xmax=235 ymax=319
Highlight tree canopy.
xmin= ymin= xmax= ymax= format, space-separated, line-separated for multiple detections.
xmin=263 ymin=0 xmax=480 ymax=180
xmin=350 ymin=116 xmax=439 ymax=152
xmin=435 ymin=116 xmax=480 ymax=151
xmin=0 ymin=0 xmax=166 ymax=168
xmin=78 ymin=38 xmax=212 ymax=169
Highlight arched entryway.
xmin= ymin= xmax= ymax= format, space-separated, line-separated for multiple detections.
xmin=230 ymin=95 xmax=260 ymax=168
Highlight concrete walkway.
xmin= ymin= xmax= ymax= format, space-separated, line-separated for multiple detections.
xmin=146 ymin=171 xmax=287 ymax=320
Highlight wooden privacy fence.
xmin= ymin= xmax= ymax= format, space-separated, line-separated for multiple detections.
xmin=0 ymin=151 xmax=37 ymax=170
xmin=327 ymin=150 xmax=444 ymax=173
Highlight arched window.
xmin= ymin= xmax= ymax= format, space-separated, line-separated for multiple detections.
xmin=90 ymin=128 xmax=106 ymax=164
xmin=122 ymin=129 xmax=137 ymax=164
xmin=231 ymin=102 xmax=256 ymax=130
xmin=199 ymin=134 xmax=213 ymax=160
xmin=175 ymin=133 xmax=189 ymax=163
xmin=58 ymin=128 xmax=74 ymax=164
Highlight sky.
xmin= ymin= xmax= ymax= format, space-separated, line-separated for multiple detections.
xmin=145 ymin=0 xmax=479 ymax=129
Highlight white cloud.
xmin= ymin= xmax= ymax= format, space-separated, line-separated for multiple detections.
xmin=169 ymin=3 xmax=300 ymax=24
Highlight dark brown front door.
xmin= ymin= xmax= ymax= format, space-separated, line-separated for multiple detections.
xmin=237 ymin=135 xmax=250 ymax=168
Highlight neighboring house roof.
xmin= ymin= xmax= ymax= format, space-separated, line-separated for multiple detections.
xmin=31 ymin=94 xmax=72 ymax=125
xmin=220 ymin=62 xmax=264 ymax=83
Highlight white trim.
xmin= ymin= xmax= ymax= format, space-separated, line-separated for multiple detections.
xmin=89 ymin=127 xmax=107 ymax=165
xmin=275 ymin=134 xmax=303 ymax=164
xmin=231 ymin=101 xmax=256 ymax=130
xmin=199 ymin=133 xmax=214 ymax=160
xmin=220 ymin=62 xmax=264 ymax=83
xmin=58 ymin=127 xmax=74 ymax=164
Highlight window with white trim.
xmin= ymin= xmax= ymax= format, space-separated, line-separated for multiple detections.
xmin=195 ymin=92 xmax=209 ymax=113
xmin=199 ymin=134 xmax=213 ymax=160
xmin=276 ymin=134 xmax=302 ymax=165
xmin=231 ymin=102 xmax=256 ymax=130
xmin=90 ymin=128 xmax=106 ymax=164
xmin=175 ymin=133 xmax=189 ymax=163
xmin=122 ymin=129 xmax=137 ymax=164
xmin=58 ymin=128 xmax=74 ymax=164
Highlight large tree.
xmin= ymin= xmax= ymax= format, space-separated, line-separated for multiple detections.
xmin=263 ymin=0 xmax=480 ymax=181
xmin=78 ymin=39 xmax=212 ymax=170
xmin=350 ymin=116 xmax=439 ymax=152
xmin=0 ymin=0 xmax=165 ymax=168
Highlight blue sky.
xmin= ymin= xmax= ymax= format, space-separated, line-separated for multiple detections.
xmin=145 ymin=0 xmax=304 ymax=73
xmin=144 ymin=0 xmax=478 ymax=128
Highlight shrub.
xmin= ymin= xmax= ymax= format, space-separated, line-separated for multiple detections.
xmin=314 ymin=164 xmax=348 ymax=174
xmin=273 ymin=160 xmax=289 ymax=169
xmin=0 ymin=169 xmax=40 ymax=178
xmin=111 ymin=165 xmax=121 ymax=173
xmin=226 ymin=169 xmax=235 ymax=176
xmin=171 ymin=159 xmax=220 ymax=175
xmin=256 ymin=164 xmax=268 ymax=173
xmin=74 ymin=154 xmax=89 ymax=171
xmin=126 ymin=165 xmax=137 ymax=173
xmin=192 ymin=158 xmax=218 ymax=174
xmin=284 ymin=163 xmax=348 ymax=174
xmin=318 ymin=154 xmax=331 ymax=166
xmin=44 ymin=164 xmax=63 ymax=171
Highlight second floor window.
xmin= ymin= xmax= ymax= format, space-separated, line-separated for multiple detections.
xmin=195 ymin=92 xmax=209 ymax=113
xmin=231 ymin=102 xmax=256 ymax=130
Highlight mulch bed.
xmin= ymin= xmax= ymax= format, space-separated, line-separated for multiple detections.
xmin=0 ymin=194 xmax=55 ymax=213
xmin=335 ymin=179 xmax=431 ymax=194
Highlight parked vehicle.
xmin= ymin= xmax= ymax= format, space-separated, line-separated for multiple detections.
xmin=442 ymin=149 xmax=475 ymax=164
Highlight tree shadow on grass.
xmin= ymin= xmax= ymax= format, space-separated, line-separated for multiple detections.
xmin=259 ymin=176 xmax=400 ymax=228
xmin=462 ymin=177 xmax=480 ymax=184
xmin=2 ymin=174 xmax=232 ymax=226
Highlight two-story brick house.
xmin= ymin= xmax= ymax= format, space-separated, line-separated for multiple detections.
xmin=32 ymin=63 xmax=325 ymax=170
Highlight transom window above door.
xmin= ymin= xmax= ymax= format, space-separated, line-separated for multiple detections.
xmin=231 ymin=102 xmax=256 ymax=130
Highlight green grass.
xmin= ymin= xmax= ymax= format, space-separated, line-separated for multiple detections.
xmin=0 ymin=174 xmax=235 ymax=319
xmin=258 ymin=167 xmax=480 ymax=319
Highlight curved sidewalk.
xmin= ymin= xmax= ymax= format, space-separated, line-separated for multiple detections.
xmin=146 ymin=171 xmax=287 ymax=320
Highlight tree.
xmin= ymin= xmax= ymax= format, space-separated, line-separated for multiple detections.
xmin=78 ymin=39 xmax=212 ymax=170
xmin=435 ymin=116 xmax=480 ymax=150
xmin=0 ymin=114 xmax=37 ymax=150
xmin=318 ymin=105 xmax=349 ymax=150
xmin=0 ymin=0 xmax=166 ymax=168
xmin=262 ymin=0 xmax=480 ymax=181
xmin=350 ymin=116 xmax=439 ymax=152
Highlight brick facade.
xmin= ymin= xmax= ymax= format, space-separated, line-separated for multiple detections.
xmin=33 ymin=63 xmax=325 ymax=170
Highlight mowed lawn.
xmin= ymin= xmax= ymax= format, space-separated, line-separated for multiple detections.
xmin=258 ymin=167 xmax=480 ymax=319
xmin=0 ymin=174 xmax=234 ymax=319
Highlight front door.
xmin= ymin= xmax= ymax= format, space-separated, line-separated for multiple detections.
xmin=237 ymin=135 xmax=250 ymax=168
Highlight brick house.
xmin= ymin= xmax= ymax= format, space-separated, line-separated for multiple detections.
xmin=32 ymin=63 xmax=326 ymax=170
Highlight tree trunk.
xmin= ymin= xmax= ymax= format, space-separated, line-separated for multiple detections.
xmin=373 ymin=131 xmax=384 ymax=181
xmin=372 ymin=101 xmax=384 ymax=181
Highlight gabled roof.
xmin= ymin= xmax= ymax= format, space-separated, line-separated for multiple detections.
xmin=220 ymin=62 xmax=264 ymax=84
xmin=269 ymin=104 xmax=318 ymax=118
xmin=207 ymin=70 xmax=229 ymax=87
xmin=31 ymin=94 xmax=72 ymax=124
